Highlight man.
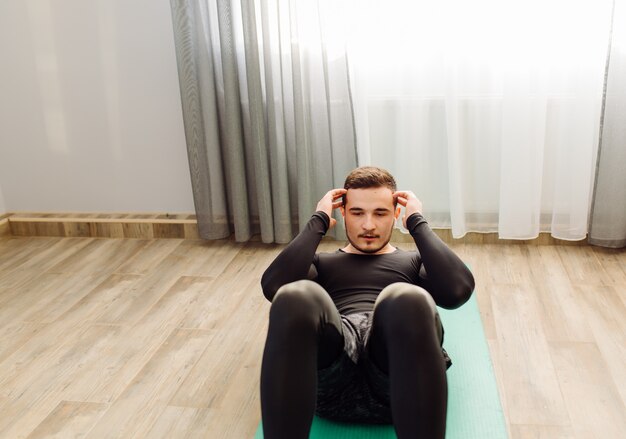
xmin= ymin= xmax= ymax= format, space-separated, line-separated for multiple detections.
xmin=260 ymin=166 xmax=474 ymax=439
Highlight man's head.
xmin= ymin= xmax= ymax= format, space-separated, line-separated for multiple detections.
xmin=340 ymin=166 xmax=400 ymax=254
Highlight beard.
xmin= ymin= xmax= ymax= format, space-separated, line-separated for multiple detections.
xmin=345 ymin=227 xmax=394 ymax=254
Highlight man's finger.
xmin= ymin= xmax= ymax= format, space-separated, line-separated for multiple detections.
xmin=395 ymin=196 xmax=408 ymax=206
xmin=331 ymin=189 xmax=347 ymax=199
xmin=393 ymin=190 xmax=411 ymax=198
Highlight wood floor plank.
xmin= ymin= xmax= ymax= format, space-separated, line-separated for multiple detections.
xmin=177 ymin=243 xmax=279 ymax=330
xmin=208 ymin=316 xmax=268 ymax=438
xmin=91 ymin=240 xmax=247 ymax=326
xmin=114 ymin=239 xmax=184 ymax=275
xmin=60 ymin=323 xmax=174 ymax=404
xmin=85 ymin=328 xmax=213 ymax=438
xmin=61 ymin=317 xmax=176 ymax=404
xmin=0 ymin=323 xmax=123 ymax=437
xmin=0 ymin=267 xmax=46 ymax=298
xmin=168 ymin=279 xmax=267 ymax=408
xmin=486 ymin=340 xmax=512 ymax=439
xmin=484 ymin=244 xmax=531 ymax=285
xmin=143 ymin=406 xmax=214 ymax=439
xmin=170 ymin=239 xmax=245 ymax=278
xmin=91 ymin=258 xmax=185 ymax=325
xmin=0 ymin=322 xmax=46 ymax=364
xmin=591 ymin=246 xmax=626 ymax=285
xmin=0 ymin=238 xmax=95 ymax=293
xmin=136 ymin=276 xmax=216 ymax=328
xmin=45 ymin=239 xmax=149 ymax=276
xmin=52 ymin=278 xmax=213 ymax=404
xmin=0 ymin=237 xmax=56 ymax=272
xmin=557 ymin=245 xmax=612 ymax=286
xmin=490 ymin=283 xmax=570 ymax=426
xmin=0 ymin=393 xmax=62 ymax=439
xmin=574 ymin=284 xmax=626 ymax=408
xmin=55 ymin=273 xmax=145 ymax=325
xmin=476 ymin=284 xmax=498 ymax=340
xmin=529 ymin=279 xmax=595 ymax=344
xmin=25 ymin=400 xmax=108 ymax=439
xmin=0 ymin=272 xmax=110 ymax=329
xmin=510 ymin=424 xmax=575 ymax=439
xmin=550 ymin=341 xmax=626 ymax=439
xmin=518 ymin=246 xmax=596 ymax=344
xmin=7 ymin=238 xmax=94 ymax=274
xmin=525 ymin=246 xmax=572 ymax=287
xmin=0 ymin=323 xmax=123 ymax=400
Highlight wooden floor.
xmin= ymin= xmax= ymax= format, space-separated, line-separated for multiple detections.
xmin=0 ymin=236 xmax=624 ymax=438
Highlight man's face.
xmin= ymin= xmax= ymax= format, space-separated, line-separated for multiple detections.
xmin=341 ymin=187 xmax=400 ymax=254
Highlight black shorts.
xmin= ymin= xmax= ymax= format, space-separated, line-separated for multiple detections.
xmin=315 ymin=311 xmax=451 ymax=424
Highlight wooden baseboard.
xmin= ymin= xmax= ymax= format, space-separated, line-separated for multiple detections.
xmin=0 ymin=212 xmax=587 ymax=245
xmin=0 ymin=218 xmax=10 ymax=237
xmin=3 ymin=212 xmax=199 ymax=239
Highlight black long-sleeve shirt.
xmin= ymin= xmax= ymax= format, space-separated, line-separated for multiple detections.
xmin=261 ymin=211 xmax=474 ymax=314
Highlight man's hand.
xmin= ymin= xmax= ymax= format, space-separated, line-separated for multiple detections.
xmin=393 ymin=190 xmax=423 ymax=228
xmin=316 ymin=188 xmax=347 ymax=230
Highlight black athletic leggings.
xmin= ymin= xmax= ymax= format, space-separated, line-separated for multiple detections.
xmin=260 ymin=280 xmax=447 ymax=439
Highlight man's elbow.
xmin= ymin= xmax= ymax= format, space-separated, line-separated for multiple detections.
xmin=440 ymin=277 xmax=475 ymax=309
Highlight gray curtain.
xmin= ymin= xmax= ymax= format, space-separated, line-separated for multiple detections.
xmin=170 ymin=0 xmax=357 ymax=243
xmin=589 ymin=0 xmax=626 ymax=249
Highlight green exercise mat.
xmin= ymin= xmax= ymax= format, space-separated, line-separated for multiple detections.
xmin=254 ymin=293 xmax=508 ymax=438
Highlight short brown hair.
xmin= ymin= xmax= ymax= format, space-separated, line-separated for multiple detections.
xmin=343 ymin=166 xmax=397 ymax=192
xmin=343 ymin=166 xmax=397 ymax=206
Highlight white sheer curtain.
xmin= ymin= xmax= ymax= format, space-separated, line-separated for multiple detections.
xmin=340 ymin=0 xmax=613 ymax=239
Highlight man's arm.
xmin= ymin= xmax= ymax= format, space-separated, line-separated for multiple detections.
xmin=260 ymin=188 xmax=346 ymax=302
xmin=394 ymin=191 xmax=475 ymax=309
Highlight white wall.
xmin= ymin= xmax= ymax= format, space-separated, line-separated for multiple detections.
xmin=0 ymin=182 xmax=6 ymax=214
xmin=0 ymin=0 xmax=194 ymax=213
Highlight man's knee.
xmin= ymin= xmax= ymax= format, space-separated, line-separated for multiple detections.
xmin=374 ymin=283 xmax=438 ymax=336
xmin=269 ymin=280 xmax=331 ymax=330
xmin=376 ymin=283 xmax=437 ymax=314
